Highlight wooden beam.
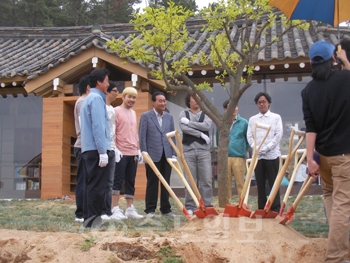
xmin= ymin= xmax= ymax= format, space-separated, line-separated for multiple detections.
xmin=94 ymin=49 xmax=165 ymax=89
xmin=0 ymin=87 xmax=28 ymax=97
xmin=0 ymin=75 xmax=26 ymax=83
xmin=64 ymin=84 xmax=74 ymax=95
xmin=24 ymin=49 xmax=97 ymax=93
xmin=53 ymin=78 xmax=66 ymax=96
xmin=35 ymin=86 xmax=53 ymax=97
xmin=24 ymin=47 xmax=165 ymax=95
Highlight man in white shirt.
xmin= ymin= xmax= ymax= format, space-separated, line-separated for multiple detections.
xmin=73 ymin=75 xmax=90 ymax=223
xmin=247 ymin=92 xmax=283 ymax=213
xmin=101 ymin=81 xmax=119 ymax=220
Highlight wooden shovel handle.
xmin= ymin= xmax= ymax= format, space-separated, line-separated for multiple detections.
xmin=167 ymin=158 xmax=200 ymax=207
xmin=166 ymin=130 xmax=202 ymax=202
xmin=291 ymin=176 xmax=315 ymax=210
xmin=166 ymin=131 xmax=181 ymax=157
xmin=282 ymin=149 xmax=306 ymax=204
xmin=264 ymin=129 xmax=305 ymax=211
xmin=142 ymin=152 xmax=185 ymax=211
xmin=239 ymin=123 xmax=271 ymax=207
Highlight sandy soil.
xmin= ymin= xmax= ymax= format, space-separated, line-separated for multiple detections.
xmin=0 ymin=213 xmax=337 ymax=263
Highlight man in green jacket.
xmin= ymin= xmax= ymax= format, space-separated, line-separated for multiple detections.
xmin=221 ymin=100 xmax=250 ymax=199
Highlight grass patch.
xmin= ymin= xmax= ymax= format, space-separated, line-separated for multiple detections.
xmin=0 ymin=195 xmax=328 ymax=238
xmin=157 ymin=246 xmax=185 ymax=263
xmin=75 ymin=236 xmax=97 ymax=251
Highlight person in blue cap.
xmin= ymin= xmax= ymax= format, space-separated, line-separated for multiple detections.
xmin=301 ymin=40 xmax=350 ymax=263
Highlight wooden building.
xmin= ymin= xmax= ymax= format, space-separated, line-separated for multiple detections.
xmin=0 ymin=20 xmax=349 ymax=199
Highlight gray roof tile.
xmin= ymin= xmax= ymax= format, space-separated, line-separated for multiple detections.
xmin=0 ymin=19 xmax=349 ymax=85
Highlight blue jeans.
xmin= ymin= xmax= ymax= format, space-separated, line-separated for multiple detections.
xmin=74 ymin=147 xmax=84 ymax=219
xmin=102 ymin=151 xmax=115 ymax=216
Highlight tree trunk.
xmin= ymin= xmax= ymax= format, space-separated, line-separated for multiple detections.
xmin=217 ymin=125 xmax=230 ymax=207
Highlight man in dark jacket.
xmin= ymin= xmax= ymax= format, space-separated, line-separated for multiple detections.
xmin=301 ymin=40 xmax=350 ymax=263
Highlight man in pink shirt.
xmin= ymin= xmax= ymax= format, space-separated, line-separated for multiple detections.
xmin=111 ymin=87 xmax=144 ymax=219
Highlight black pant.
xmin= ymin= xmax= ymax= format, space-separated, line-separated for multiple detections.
xmin=254 ymin=157 xmax=280 ymax=212
xmin=82 ymin=150 xmax=114 ymax=228
xmin=74 ymin=147 xmax=84 ymax=219
xmin=144 ymin=151 xmax=172 ymax=214
xmin=113 ymin=155 xmax=138 ymax=198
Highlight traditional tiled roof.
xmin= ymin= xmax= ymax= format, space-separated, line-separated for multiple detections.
xmin=0 ymin=19 xmax=349 ymax=84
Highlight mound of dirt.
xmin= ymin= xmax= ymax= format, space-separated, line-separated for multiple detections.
xmin=0 ymin=214 xmax=333 ymax=263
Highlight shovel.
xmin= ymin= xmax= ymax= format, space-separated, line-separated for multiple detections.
xmin=240 ymin=158 xmax=255 ymax=211
xmin=278 ymin=154 xmax=288 ymax=173
xmin=166 ymin=130 xmax=218 ymax=217
xmin=279 ymin=175 xmax=315 ymax=225
xmin=167 ymin=158 xmax=208 ymax=218
xmin=251 ymin=129 xmax=305 ymax=219
xmin=223 ymin=123 xmax=271 ymax=217
xmin=279 ymin=149 xmax=306 ymax=216
xmin=141 ymin=151 xmax=191 ymax=220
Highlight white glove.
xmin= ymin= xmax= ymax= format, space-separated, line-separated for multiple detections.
xmin=200 ymin=133 xmax=211 ymax=144
xmin=137 ymin=150 xmax=143 ymax=164
xmin=181 ymin=117 xmax=189 ymax=125
xmin=260 ymin=145 xmax=269 ymax=155
xmin=99 ymin=153 xmax=108 ymax=167
xmin=115 ymin=148 xmax=123 ymax=163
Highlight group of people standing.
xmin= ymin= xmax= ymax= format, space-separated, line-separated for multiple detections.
xmin=73 ymin=69 xmax=144 ymax=228
xmin=72 ymin=67 xmax=284 ymax=226
xmin=177 ymin=90 xmax=283 ymax=217
xmin=70 ymin=38 xmax=350 ymax=263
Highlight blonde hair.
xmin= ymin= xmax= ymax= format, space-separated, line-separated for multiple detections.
xmin=122 ymin=87 xmax=138 ymax=97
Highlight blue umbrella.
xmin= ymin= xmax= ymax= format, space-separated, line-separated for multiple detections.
xmin=268 ymin=0 xmax=350 ymax=39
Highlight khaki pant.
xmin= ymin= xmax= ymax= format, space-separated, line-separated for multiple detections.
xmin=319 ymin=153 xmax=350 ymax=263
xmin=228 ymin=157 xmax=246 ymax=200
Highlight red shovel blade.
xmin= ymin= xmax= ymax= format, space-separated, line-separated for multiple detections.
xmin=223 ymin=204 xmax=239 ymax=217
xmin=182 ymin=207 xmax=191 ymax=220
xmin=250 ymin=209 xmax=278 ymax=219
xmin=279 ymin=206 xmax=296 ymax=225
xmin=223 ymin=204 xmax=252 ymax=217
xmin=279 ymin=202 xmax=286 ymax=217
xmin=194 ymin=207 xmax=219 ymax=218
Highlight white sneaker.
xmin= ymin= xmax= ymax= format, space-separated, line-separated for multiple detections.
xmin=146 ymin=212 xmax=155 ymax=218
xmin=111 ymin=206 xmax=127 ymax=220
xmin=75 ymin=217 xmax=84 ymax=223
xmin=101 ymin=214 xmax=111 ymax=220
xmin=162 ymin=212 xmax=176 ymax=217
xmin=125 ymin=205 xmax=144 ymax=219
xmin=187 ymin=210 xmax=193 ymax=217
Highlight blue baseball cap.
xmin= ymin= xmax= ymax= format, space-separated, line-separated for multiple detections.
xmin=309 ymin=41 xmax=335 ymax=64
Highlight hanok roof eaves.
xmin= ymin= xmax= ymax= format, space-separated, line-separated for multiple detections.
xmin=1 ymin=21 xmax=350 ymax=85
xmin=0 ymin=34 xmax=106 ymax=81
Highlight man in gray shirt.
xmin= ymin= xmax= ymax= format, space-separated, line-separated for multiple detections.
xmin=179 ymin=93 xmax=213 ymax=216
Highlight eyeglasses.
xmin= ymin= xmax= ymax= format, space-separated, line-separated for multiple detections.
xmin=257 ymin=100 xmax=268 ymax=105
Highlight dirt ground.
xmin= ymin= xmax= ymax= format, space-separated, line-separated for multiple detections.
xmin=0 ymin=213 xmax=337 ymax=263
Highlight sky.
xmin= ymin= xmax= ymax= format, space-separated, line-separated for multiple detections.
xmin=134 ymin=0 xmax=217 ymax=11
